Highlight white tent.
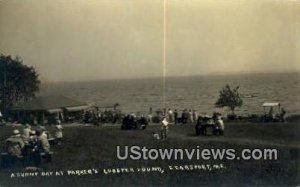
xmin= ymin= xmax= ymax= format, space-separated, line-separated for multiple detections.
xmin=262 ymin=102 xmax=280 ymax=107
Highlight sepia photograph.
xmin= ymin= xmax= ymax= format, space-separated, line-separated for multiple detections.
xmin=0 ymin=0 xmax=299 ymax=186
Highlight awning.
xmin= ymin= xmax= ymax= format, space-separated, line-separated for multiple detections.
xmin=64 ymin=105 xmax=89 ymax=112
xmin=47 ymin=108 xmax=62 ymax=113
xmin=262 ymin=103 xmax=280 ymax=107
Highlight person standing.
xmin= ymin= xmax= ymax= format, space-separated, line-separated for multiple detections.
xmin=168 ymin=108 xmax=174 ymax=123
xmin=0 ymin=111 xmax=3 ymax=123
xmin=182 ymin=109 xmax=188 ymax=124
xmin=174 ymin=109 xmax=178 ymax=125
xmin=280 ymin=107 xmax=286 ymax=122
xmin=55 ymin=122 xmax=63 ymax=145
xmin=95 ymin=111 xmax=101 ymax=126
xmin=147 ymin=113 xmax=152 ymax=123
xmin=148 ymin=107 xmax=153 ymax=123
xmin=22 ymin=124 xmax=32 ymax=144
xmin=188 ymin=110 xmax=193 ymax=124
xmin=215 ymin=116 xmax=225 ymax=135
xmin=161 ymin=117 xmax=169 ymax=140
xmin=192 ymin=110 xmax=198 ymax=124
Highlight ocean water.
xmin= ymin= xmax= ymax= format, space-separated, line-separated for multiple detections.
xmin=40 ymin=72 xmax=300 ymax=116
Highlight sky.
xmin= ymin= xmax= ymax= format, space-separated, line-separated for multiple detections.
xmin=0 ymin=0 xmax=299 ymax=82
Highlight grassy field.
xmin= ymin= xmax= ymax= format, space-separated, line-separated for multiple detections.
xmin=0 ymin=121 xmax=299 ymax=187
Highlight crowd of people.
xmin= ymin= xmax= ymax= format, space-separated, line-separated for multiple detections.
xmin=169 ymin=108 xmax=199 ymax=125
xmin=121 ymin=113 xmax=148 ymax=130
xmin=147 ymin=108 xmax=199 ymax=125
xmin=263 ymin=107 xmax=286 ymax=122
xmin=159 ymin=112 xmax=225 ymax=140
xmin=1 ymin=107 xmax=224 ymax=166
xmin=2 ymin=121 xmax=63 ymax=167
xmin=83 ymin=108 xmax=124 ymax=125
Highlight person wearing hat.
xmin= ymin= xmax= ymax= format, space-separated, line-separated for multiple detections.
xmin=36 ymin=129 xmax=51 ymax=153
xmin=5 ymin=129 xmax=25 ymax=158
xmin=161 ymin=117 xmax=169 ymax=140
xmin=22 ymin=124 xmax=32 ymax=144
xmin=36 ymin=125 xmax=50 ymax=140
xmin=55 ymin=123 xmax=63 ymax=145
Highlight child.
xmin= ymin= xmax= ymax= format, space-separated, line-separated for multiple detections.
xmin=55 ymin=121 xmax=63 ymax=145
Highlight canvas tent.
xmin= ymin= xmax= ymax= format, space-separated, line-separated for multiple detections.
xmin=10 ymin=95 xmax=89 ymax=125
xmin=262 ymin=102 xmax=281 ymax=113
xmin=262 ymin=102 xmax=280 ymax=107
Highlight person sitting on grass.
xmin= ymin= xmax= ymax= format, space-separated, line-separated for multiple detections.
xmin=6 ymin=129 xmax=25 ymax=158
xmin=137 ymin=114 xmax=148 ymax=129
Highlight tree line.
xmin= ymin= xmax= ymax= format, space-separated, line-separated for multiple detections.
xmin=0 ymin=54 xmax=40 ymax=114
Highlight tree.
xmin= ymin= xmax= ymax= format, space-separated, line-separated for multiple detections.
xmin=215 ymin=84 xmax=243 ymax=115
xmin=0 ymin=54 xmax=40 ymax=114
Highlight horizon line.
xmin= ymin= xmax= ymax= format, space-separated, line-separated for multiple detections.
xmin=41 ymin=70 xmax=300 ymax=84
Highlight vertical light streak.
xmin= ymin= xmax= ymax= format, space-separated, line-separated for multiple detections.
xmin=162 ymin=0 xmax=166 ymax=109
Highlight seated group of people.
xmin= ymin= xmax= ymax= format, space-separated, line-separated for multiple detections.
xmin=3 ymin=123 xmax=63 ymax=166
xmin=196 ymin=115 xmax=225 ymax=136
xmin=263 ymin=107 xmax=286 ymax=122
xmin=121 ymin=114 xmax=148 ymax=130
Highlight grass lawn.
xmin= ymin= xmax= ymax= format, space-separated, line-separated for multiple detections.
xmin=0 ymin=121 xmax=299 ymax=187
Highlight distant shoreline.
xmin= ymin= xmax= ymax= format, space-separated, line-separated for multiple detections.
xmin=38 ymin=71 xmax=300 ymax=116
xmin=41 ymin=71 xmax=300 ymax=84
